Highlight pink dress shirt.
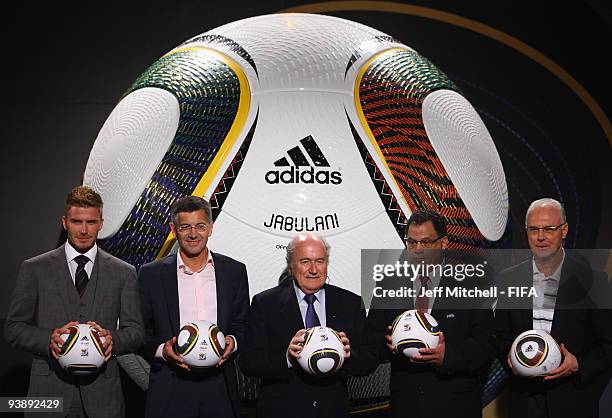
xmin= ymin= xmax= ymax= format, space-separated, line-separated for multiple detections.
xmin=176 ymin=250 xmax=217 ymax=325
xmin=155 ymin=250 xmax=218 ymax=360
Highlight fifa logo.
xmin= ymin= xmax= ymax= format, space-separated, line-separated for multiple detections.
xmin=319 ymin=333 xmax=329 ymax=342
xmin=198 ymin=353 xmax=207 ymax=360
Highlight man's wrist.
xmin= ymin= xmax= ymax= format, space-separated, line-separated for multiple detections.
xmin=227 ymin=335 xmax=238 ymax=353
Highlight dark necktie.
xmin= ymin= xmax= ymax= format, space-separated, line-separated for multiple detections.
xmin=74 ymin=255 xmax=90 ymax=297
xmin=304 ymin=294 xmax=321 ymax=328
xmin=415 ymin=276 xmax=430 ymax=312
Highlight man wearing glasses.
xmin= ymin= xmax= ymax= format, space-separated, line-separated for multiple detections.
xmin=367 ymin=209 xmax=495 ymax=418
xmin=495 ymin=198 xmax=612 ymax=418
xmin=138 ymin=196 xmax=249 ymax=418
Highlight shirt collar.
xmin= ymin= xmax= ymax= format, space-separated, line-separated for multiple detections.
xmin=65 ymin=241 xmax=97 ymax=264
xmin=293 ymin=281 xmax=326 ymax=306
xmin=177 ymin=249 xmax=214 ymax=275
xmin=533 ymin=249 xmax=565 ymax=280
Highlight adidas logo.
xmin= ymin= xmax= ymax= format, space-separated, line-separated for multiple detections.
xmin=265 ymin=135 xmax=342 ymax=185
xmin=525 ymin=344 xmax=534 ymax=352
xmin=81 ymin=336 xmax=89 ymax=341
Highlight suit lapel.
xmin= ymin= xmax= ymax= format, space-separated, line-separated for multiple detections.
xmin=431 ymin=275 xmax=453 ymax=315
xmin=551 ymin=258 xmax=575 ymax=338
xmin=325 ymin=285 xmax=348 ymax=330
xmin=522 ymin=261 xmax=534 ymax=330
xmin=89 ymin=250 xmax=105 ymax=320
xmin=213 ymin=252 xmax=229 ymax=331
xmin=52 ymin=246 xmax=80 ymax=321
xmin=280 ymin=280 xmax=306 ymax=331
xmin=161 ymin=255 xmax=181 ymax=335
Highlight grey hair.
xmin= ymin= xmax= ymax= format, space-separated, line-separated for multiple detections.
xmin=525 ymin=198 xmax=566 ymax=225
xmin=285 ymin=232 xmax=331 ymax=272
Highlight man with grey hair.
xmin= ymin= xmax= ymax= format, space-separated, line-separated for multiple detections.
xmin=495 ymin=198 xmax=612 ymax=418
xmin=239 ymin=232 xmax=378 ymax=418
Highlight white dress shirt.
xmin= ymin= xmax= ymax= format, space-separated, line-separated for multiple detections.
xmin=64 ymin=242 xmax=97 ymax=283
xmin=293 ymin=282 xmax=327 ymax=327
xmin=532 ymin=251 xmax=564 ymax=333
xmin=287 ymin=282 xmax=327 ymax=368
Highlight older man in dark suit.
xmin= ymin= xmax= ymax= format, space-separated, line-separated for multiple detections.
xmin=239 ymin=232 xmax=378 ymax=418
xmin=367 ymin=209 xmax=495 ymax=418
xmin=495 ymin=198 xmax=612 ymax=418
xmin=4 ymin=185 xmax=144 ymax=418
xmin=138 ymin=195 xmax=249 ymax=418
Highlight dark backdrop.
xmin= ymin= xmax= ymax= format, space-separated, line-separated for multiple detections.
xmin=3 ymin=1 xmax=610 ymax=416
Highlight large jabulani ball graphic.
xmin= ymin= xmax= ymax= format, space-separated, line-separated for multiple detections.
xmin=174 ymin=321 xmax=226 ymax=368
xmin=297 ymin=326 xmax=345 ymax=377
xmin=83 ymin=13 xmax=508 ymax=300
xmin=510 ymin=329 xmax=562 ymax=377
xmin=391 ymin=310 xmax=440 ymax=359
xmin=58 ymin=324 xmax=106 ymax=375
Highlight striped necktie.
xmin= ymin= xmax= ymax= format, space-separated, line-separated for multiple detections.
xmin=74 ymin=255 xmax=90 ymax=297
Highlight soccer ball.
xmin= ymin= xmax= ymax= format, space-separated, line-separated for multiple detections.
xmin=58 ymin=324 xmax=106 ymax=375
xmin=391 ymin=310 xmax=440 ymax=359
xmin=510 ymin=329 xmax=562 ymax=377
xmin=297 ymin=326 xmax=345 ymax=377
xmin=83 ymin=13 xmax=508 ymax=300
xmin=174 ymin=320 xmax=226 ymax=368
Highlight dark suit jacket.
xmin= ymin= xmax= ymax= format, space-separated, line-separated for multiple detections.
xmin=239 ymin=279 xmax=378 ymax=418
xmin=4 ymin=245 xmax=144 ymax=418
xmin=138 ymin=251 xmax=249 ymax=418
xmin=367 ymin=275 xmax=495 ymax=418
xmin=495 ymin=255 xmax=612 ymax=418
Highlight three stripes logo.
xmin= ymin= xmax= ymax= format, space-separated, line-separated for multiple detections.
xmin=265 ymin=135 xmax=342 ymax=185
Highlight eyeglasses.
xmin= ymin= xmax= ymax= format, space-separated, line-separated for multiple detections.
xmin=406 ymin=236 xmax=444 ymax=248
xmin=525 ymin=223 xmax=566 ymax=235
xmin=176 ymin=223 xmax=209 ymax=233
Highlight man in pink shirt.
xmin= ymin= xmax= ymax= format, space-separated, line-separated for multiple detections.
xmin=138 ymin=196 xmax=249 ymax=418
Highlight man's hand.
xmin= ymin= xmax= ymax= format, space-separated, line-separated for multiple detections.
xmin=217 ymin=336 xmax=235 ymax=367
xmin=49 ymin=321 xmax=78 ymax=359
xmin=337 ymin=331 xmax=351 ymax=359
xmin=162 ymin=336 xmax=190 ymax=371
xmin=288 ymin=329 xmax=306 ymax=360
xmin=88 ymin=321 xmax=113 ymax=361
xmin=385 ymin=325 xmax=397 ymax=354
xmin=412 ymin=332 xmax=446 ymax=366
xmin=507 ymin=351 xmax=518 ymax=375
xmin=544 ymin=343 xmax=579 ymax=380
